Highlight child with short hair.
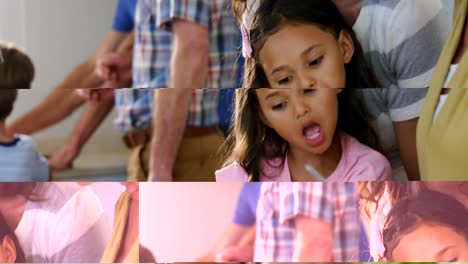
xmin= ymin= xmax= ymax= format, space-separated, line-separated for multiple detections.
xmin=0 ymin=42 xmax=49 ymax=181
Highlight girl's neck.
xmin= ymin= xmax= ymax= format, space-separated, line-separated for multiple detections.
xmin=331 ymin=0 xmax=364 ymax=27
xmin=288 ymin=133 xmax=342 ymax=181
xmin=0 ymin=122 xmax=14 ymax=143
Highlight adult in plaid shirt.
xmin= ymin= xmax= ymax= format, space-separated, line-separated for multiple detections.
xmin=255 ymin=182 xmax=360 ymax=262
xmin=148 ymin=0 xmax=238 ymax=181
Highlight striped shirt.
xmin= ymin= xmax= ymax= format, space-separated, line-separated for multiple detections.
xmin=0 ymin=135 xmax=48 ymax=182
xmin=14 ymin=183 xmax=109 ymax=263
xmin=354 ymin=0 xmax=451 ymax=89
xmin=255 ymin=182 xmax=360 ymax=262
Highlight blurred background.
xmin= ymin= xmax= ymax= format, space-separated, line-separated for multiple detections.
xmin=0 ymin=0 xmax=128 ymax=181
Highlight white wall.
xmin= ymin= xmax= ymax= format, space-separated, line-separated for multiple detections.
xmin=140 ymin=183 xmax=244 ymax=262
xmin=0 ymin=0 xmax=128 ymax=167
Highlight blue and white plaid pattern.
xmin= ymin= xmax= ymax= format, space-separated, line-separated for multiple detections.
xmin=132 ymin=0 xmax=171 ymax=89
xmin=155 ymin=0 xmax=239 ymax=126
xmin=255 ymin=182 xmax=360 ymax=262
xmin=114 ymin=89 xmax=154 ymax=133
xmin=156 ymin=0 xmax=239 ymax=88
xmin=115 ymin=0 xmax=239 ymax=130
xmin=114 ymin=0 xmax=167 ymax=132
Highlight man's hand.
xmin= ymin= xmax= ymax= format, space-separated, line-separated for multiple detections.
xmin=95 ymin=53 xmax=132 ymax=87
xmin=76 ymin=88 xmax=115 ymax=102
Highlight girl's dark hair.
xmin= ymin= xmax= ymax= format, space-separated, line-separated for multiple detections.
xmin=223 ymin=88 xmax=381 ymax=181
xmin=381 ymin=190 xmax=468 ymax=261
xmin=242 ymin=0 xmax=380 ymax=88
xmin=0 ymin=213 xmax=26 ymax=263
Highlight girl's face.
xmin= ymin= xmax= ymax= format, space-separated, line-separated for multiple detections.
xmin=0 ymin=236 xmax=16 ymax=263
xmin=259 ymin=23 xmax=354 ymax=88
xmin=391 ymin=224 xmax=468 ymax=262
xmin=255 ymin=88 xmax=341 ymax=156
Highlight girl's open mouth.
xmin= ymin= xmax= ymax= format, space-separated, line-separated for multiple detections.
xmin=303 ymin=123 xmax=324 ymax=146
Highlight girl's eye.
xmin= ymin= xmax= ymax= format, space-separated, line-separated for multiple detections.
xmin=277 ymin=76 xmax=292 ymax=86
xmin=272 ymin=102 xmax=287 ymax=110
xmin=309 ymin=56 xmax=323 ymax=67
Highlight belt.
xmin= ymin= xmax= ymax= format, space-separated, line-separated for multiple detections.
xmin=122 ymin=125 xmax=219 ymax=148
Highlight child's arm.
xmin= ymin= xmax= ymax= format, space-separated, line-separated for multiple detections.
xmin=7 ymin=89 xmax=85 ymax=135
xmin=48 ymin=95 xmax=115 ymax=172
xmin=293 ymin=215 xmax=333 ymax=262
xmin=7 ymin=31 xmax=131 ymax=136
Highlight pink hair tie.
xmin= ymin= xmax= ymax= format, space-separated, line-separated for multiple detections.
xmin=241 ymin=23 xmax=253 ymax=58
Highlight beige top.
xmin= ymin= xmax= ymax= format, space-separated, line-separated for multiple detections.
xmin=100 ymin=192 xmax=139 ymax=263
xmin=417 ymin=0 xmax=468 ymax=180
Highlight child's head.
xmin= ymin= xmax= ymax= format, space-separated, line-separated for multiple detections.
xmin=241 ymin=0 xmax=378 ymax=88
xmin=225 ymin=88 xmax=379 ymax=181
xmin=0 ymin=89 xmax=18 ymax=123
xmin=382 ymin=190 xmax=468 ymax=262
xmin=0 ymin=214 xmax=25 ymax=263
xmin=0 ymin=41 xmax=35 ymax=89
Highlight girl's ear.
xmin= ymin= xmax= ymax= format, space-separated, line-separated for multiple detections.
xmin=338 ymin=30 xmax=355 ymax=64
xmin=2 ymin=236 xmax=17 ymax=263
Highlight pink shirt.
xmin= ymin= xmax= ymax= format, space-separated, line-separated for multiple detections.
xmin=216 ymin=133 xmax=392 ymax=182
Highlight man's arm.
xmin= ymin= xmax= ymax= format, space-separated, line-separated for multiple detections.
xmin=293 ymin=215 xmax=333 ymax=262
xmin=393 ymin=118 xmax=420 ymax=180
xmin=48 ymin=93 xmax=115 ymax=171
xmin=148 ymin=20 xmax=210 ymax=181
xmin=7 ymin=31 xmax=129 ymax=135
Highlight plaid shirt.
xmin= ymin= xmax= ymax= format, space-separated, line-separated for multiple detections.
xmin=156 ymin=0 xmax=239 ymax=88
xmin=255 ymin=183 xmax=360 ymax=262
xmin=114 ymin=0 xmax=168 ymax=132
xmin=115 ymin=0 xmax=238 ymax=131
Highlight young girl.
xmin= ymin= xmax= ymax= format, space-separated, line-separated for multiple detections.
xmin=359 ymin=181 xmax=468 ymax=261
xmin=216 ymin=0 xmax=391 ymax=182
xmin=381 ymin=190 xmax=468 ymax=262
xmin=0 ymin=214 xmax=25 ymax=263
